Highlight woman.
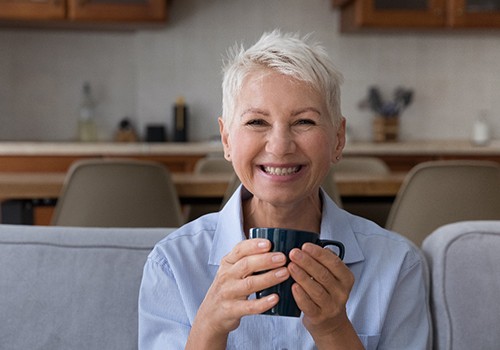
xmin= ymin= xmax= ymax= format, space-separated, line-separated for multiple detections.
xmin=139 ymin=31 xmax=430 ymax=349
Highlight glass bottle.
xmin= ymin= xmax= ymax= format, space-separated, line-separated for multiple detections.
xmin=471 ymin=110 xmax=491 ymax=146
xmin=78 ymin=82 xmax=98 ymax=142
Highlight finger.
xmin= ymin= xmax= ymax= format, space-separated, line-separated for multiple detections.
xmin=223 ymin=238 xmax=272 ymax=265
xmin=227 ymin=267 xmax=290 ymax=296
xmin=291 ymin=282 xmax=321 ymax=316
xmin=234 ymin=293 xmax=280 ymax=316
xmin=301 ymin=243 xmax=353 ymax=288
xmin=288 ymin=260 xmax=329 ymax=303
xmin=230 ymin=250 xmax=287 ymax=279
xmin=289 ymin=247 xmax=336 ymax=289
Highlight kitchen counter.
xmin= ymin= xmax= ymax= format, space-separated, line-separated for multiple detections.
xmin=1 ymin=139 xmax=499 ymax=155
xmin=0 ymin=139 xmax=499 ymax=172
xmin=0 ymin=141 xmax=223 ymax=156
xmin=344 ymin=139 xmax=500 ymax=156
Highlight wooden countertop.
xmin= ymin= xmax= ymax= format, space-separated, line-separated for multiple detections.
xmin=0 ymin=141 xmax=223 ymax=156
xmin=0 ymin=139 xmax=499 ymax=156
xmin=343 ymin=139 xmax=500 ymax=156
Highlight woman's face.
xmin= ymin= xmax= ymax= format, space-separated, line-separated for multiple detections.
xmin=219 ymin=69 xmax=345 ymax=207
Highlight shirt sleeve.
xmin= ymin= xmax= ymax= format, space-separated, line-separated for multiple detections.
xmin=138 ymin=252 xmax=191 ymax=350
xmin=378 ymin=249 xmax=432 ymax=350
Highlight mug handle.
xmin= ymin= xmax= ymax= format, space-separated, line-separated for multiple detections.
xmin=318 ymin=240 xmax=345 ymax=261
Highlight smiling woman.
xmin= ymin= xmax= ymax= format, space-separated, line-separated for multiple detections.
xmin=219 ymin=69 xmax=344 ymax=233
xmin=138 ymin=30 xmax=431 ymax=350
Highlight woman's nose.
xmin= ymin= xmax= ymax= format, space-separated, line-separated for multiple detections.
xmin=265 ymin=126 xmax=296 ymax=156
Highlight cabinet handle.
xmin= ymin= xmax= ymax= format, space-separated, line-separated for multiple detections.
xmin=456 ymin=7 xmax=464 ymax=16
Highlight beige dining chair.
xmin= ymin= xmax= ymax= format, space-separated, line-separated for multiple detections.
xmin=187 ymin=156 xmax=235 ymax=221
xmin=386 ymin=160 xmax=500 ymax=246
xmin=332 ymin=156 xmax=390 ymax=175
xmin=51 ymin=158 xmax=184 ymax=227
xmin=193 ymin=156 xmax=233 ymax=174
xmin=331 ymin=156 xmax=391 ymax=225
xmin=321 ymin=165 xmax=343 ymax=207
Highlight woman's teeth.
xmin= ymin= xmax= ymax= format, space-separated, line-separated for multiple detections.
xmin=263 ymin=166 xmax=299 ymax=176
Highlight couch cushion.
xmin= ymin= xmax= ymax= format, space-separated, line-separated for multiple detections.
xmin=422 ymin=220 xmax=500 ymax=350
xmin=0 ymin=224 xmax=173 ymax=350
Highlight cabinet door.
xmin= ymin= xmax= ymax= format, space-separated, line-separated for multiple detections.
xmin=67 ymin=0 xmax=166 ymax=22
xmin=338 ymin=0 xmax=447 ymax=30
xmin=448 ymin=0 xmax=500 ymax=26
xmin=0 ymin=0 xmax=65 ymax=20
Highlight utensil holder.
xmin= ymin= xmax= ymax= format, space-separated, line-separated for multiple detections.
xmin=373 ymin=116 xmax=399 ymax=142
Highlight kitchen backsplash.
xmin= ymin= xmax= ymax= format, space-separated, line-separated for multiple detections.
xmin=0 ymin=0 xmax=499 ymax=142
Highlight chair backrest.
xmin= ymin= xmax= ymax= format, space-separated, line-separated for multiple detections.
xmin=386 ymin=160 xmax=500 ymax=246
xmin=0 ymin=224 xmax=174 ymax=350
xmin=188 ymin=156 xmax=235 ymax=221
xmin=333 ymin=156 xmax=390 ymax=175
xmin=221 ymin=173 xmax=241 ymax=207
xmin=194 ymin=156 xmax=234 ymax=174
xmin=321 ymin=165 xmax=343 ymax=207
xmin=422 ymin=220 xmax=500 ymax=350
xmin=51 ymin=158 xmax=184 ymax=227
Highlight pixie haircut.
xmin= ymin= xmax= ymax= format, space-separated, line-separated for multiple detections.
xmin=221 ymin=30 xmax=344 ymax=128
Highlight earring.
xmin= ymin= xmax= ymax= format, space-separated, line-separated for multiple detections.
xmin=336 ymin=155 xmax=341 ymax=161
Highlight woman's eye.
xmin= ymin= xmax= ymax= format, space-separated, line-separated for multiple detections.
xmin=246 ymin=119 xmax=266 ymax=126
xmin=296 ymin=119 xmax=316 ymax=126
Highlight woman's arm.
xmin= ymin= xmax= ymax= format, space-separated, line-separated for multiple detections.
xmin=185 ymin=238 xmax=290 ymax=349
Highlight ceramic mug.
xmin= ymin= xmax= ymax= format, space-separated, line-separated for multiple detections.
xmin=249 ymin=227 xmax=345 ymax=317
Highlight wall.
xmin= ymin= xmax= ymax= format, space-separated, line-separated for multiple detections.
xmin=0 ymin=0 xmax=499 ymax=142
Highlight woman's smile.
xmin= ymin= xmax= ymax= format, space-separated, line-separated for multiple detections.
xmin=261 ymin=164 xmax=301 ymax=176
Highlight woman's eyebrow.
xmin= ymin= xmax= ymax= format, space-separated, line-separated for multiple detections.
xmin=291 ymin=107 xmax=321 ymax=116
xmin=240 ymin=108 xmax=269 ymax=118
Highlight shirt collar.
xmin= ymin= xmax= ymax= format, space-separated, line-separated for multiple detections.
xmin=209 ymin=186 xmax=365 ymax=266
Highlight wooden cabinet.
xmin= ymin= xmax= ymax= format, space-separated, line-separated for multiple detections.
xmin=334 ymin=0 xmax=500 ymax=31
xmin=0 ymin=0 xmax=167 ymax=27
xmin=67 ymin=0 xmax=166 ymax=23
xmin=0 ymin=0 xmax=65 ymax=21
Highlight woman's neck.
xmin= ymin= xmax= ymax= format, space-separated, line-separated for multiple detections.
xmin=242 ymin=194 xmax=323 ymax=237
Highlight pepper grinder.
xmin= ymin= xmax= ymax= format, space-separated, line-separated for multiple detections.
xmin=173 ymin=96 xmax=188 ymax=142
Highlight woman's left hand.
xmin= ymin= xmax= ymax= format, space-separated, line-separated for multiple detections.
xmin=288 ymin=243 xmax=357 ymax=346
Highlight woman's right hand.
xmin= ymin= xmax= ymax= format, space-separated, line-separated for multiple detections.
xmin=186 ymin=238 xmax=289 ymax=349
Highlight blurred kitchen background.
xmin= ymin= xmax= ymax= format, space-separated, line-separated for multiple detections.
xmin=1 ymin=0 xmax=499 ymax=143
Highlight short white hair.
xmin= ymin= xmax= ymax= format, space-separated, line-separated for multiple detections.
xmin=221 ymin=30 xmax=344 ymax=128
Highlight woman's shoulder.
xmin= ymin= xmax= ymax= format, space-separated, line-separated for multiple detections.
xmin=346 ymin=212 xmax=424 ymax=264
xmin=151 ymin=212 xmax=220 ymax=256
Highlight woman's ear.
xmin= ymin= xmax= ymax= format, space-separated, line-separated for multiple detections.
xmin=218 ymin=117 xmax=231 ymax=161
xmin=331 ymin=117 xmax=346 ymax=163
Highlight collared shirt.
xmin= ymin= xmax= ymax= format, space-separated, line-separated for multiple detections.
xmin=139 ymin=187 xmax=431 ymax=350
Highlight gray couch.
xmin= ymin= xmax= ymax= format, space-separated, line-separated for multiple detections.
xmin=0 ymin=224 xmax=174 ymax=350
xmin=2 ymin=221 xmax=500 ymax=350
xmin=422 ymin=220 xmax=500 ymax=350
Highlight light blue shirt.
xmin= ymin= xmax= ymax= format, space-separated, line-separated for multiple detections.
xmin=139 ymin=187 xmax=431 ymax=349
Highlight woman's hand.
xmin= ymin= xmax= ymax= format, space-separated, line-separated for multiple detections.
xmin=288 ymin=243 xmax=363 ymax=349
xmin=186 ymin=238 xmax=289 ymax=349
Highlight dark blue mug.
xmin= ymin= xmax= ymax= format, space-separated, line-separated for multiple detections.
xmin=249 ymin=227 xmax=345 ymax=317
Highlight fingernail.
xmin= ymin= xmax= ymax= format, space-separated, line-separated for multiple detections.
xmin=257 ymin=241 xmax=268 ymax=248
xmin=292 ymin=249 xmax=303 ymax=260
xmin=274 ymin=268 xmax=288 ymax=278
xmin=267 ymin=294 xmax=278 ymax=303
xmin=272 ymin=254 xmax=285 ymax=263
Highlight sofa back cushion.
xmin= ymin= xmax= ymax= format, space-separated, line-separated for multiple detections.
xmin=422 ymin=220 xmax=500 ymax=350
xmin=0 ymin=224 xmax=173 ymax=350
